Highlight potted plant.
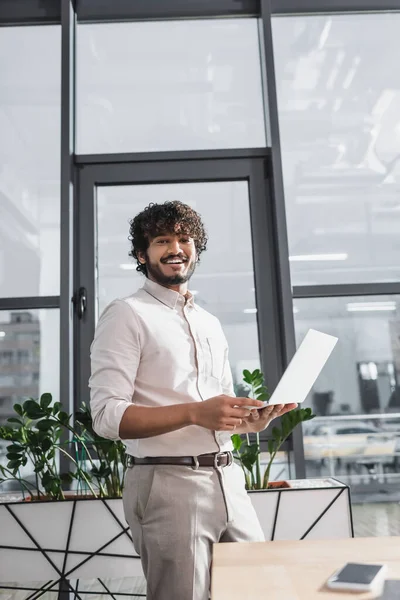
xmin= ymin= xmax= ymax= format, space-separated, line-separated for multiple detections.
xmin=0 ymin=394 xmax=125 ymax=500
xmin=231 ymin=368 xmax=315 ymax=490
xmin=231 ymin=369 xmax=354 ymax=542
xmin=0 ymin=394 xmax=141 ymax=586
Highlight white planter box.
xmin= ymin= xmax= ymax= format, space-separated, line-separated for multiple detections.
xmin=0 ymin=497 xmax=142 ymax=583
xmin=248 ymin=477 xmax=353 ymax=541
xmin=0 ymin=478 xmax=352 ymax=587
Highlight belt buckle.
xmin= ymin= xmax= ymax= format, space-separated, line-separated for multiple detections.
xmin=214 ymin=452 xmax=225 ymax=468
xmin=126 ymin=455 xmax=134 ymax=469
xmin=192 ymin=456 xmax=200 ymax=470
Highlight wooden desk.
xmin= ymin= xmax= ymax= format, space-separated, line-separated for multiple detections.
xmin=211 ymin=537 xmax=400 ymax=600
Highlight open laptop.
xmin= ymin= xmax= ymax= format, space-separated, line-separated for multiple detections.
xmin=254 ymin=328 xmax=338 ymax=407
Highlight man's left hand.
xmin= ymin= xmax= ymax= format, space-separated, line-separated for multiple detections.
xmin=234 ymin=402 xmax=298 ymax=434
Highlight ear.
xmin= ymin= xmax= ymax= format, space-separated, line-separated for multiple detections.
xmin=137 ymin=251 xmax=146 ymax=264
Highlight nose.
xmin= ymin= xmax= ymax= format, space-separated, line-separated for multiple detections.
xmin=168 ymin=239 xmax=182 ymax=255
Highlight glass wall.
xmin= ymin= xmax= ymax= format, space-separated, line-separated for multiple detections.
xmin=0 ymin=309 xmax=60 ymax=488
xmin=96 ymin=181 xmax=261 ymax=387
xmin=274 ymin=13 xmax=400 ymax=498
xmin=0 ymin=24 xmax=61 ymax=482
xmin=0 ymin=26 xmax=61 ymax=298
xmin=77 ymin=19 xmax=266 ymax=153
xmin=273 ymin=13 xmax=400 ymax=286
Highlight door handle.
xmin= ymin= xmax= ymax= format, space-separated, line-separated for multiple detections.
xmin=73 ymin=287 xmax=87 ymax=320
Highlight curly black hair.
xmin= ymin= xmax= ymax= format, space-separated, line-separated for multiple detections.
xmin=128 ymin=201 xmax=208 ymax=276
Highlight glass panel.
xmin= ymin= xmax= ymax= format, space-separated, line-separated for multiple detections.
xmin=273 ymin=14 xmax=400 ymax=286
xmin=96 ymin=181 xmax=260 ymax=383
xmin=0 ymin=27 xmax=61 ymax=297
xmin=77 ymin=19 xmax=266 ymax=153
xmin=0 ymin=309 xmax=60 ymax=489
xmin=293 ymin=296 xmax=400 ymax=499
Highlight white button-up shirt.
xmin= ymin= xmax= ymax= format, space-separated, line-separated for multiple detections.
xmin=89 ymin=279 xmax=235 ymax=457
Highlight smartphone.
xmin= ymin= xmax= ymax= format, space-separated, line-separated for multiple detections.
xmin=326 ymin=562 xmax=387 ymax=592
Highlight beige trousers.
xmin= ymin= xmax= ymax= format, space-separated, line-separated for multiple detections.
xmin=122 ymin=462 xmax=264 ymax=600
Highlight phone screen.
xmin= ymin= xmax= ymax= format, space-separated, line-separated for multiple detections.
xmin=333 ymin=563 xmax=383 ymax=585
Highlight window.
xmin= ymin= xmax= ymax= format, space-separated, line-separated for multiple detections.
xmin=295 ymin=295 xmax=400 ymax=488
xmin=0 ymin=310 xmax=60 ymax=424
xmin=0 ymin=26 xmax=61 ymax=297
xmin=0 ymin=309 xmax=60 ymax=482
xmin=96 ymin=181 xmax=261 ymax=384
xmin=0 ymin=375 xmax=14 ymax=387
xmin=0 ymin=351 xmax=13 ymax=366
xmin=273 ymin=14 xmax=400 ymax=286
xmin=17 ymin=350 xmax=30 ymax=365
xmin=77 ymin=19 xmax=266 ymax=153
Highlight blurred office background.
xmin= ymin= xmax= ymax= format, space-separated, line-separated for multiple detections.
xmin=1 ymin=1 xmax=400 ymax=520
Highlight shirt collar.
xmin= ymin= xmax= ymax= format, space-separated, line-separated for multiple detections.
xmin=143 ymin=278 xmax=195 ymax=309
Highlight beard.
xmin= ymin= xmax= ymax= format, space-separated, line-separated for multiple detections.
xmin=145 ymin=256 xmax=197 ymax=286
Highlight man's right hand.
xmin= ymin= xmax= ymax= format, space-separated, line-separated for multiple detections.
xmin=190 ymin=395 xmax=264 ymax=431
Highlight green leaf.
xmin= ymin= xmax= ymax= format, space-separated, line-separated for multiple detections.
xmin=7 ymin=418 xmax=23 ymax=426
xmin=231 ymin=434 xmax=243 ymax=452
xmin=13 ymin=404 xmax=23 ymax=416
xmin=240 ymin=443 xmax=260 ymax=472
xmin=6 ymin=444 xmax=23 ymax=453
xmin=52 ymin=402 xmax=62 ymax=415
xmin=23 ymin=400 xmax=46 ymax=420
xmin=42 ymin=438 xmax=52 ymax=452
xmin=257 ymin=393 xmax=270 ymax=401
xmin=6 ymin=454 xmax=23 ymax=464
xmin=255 ymin=386 xmax=267 ymax=395
xmin=242 ymin=369 xmax=252 ymax=384
xmin=91 ymin=465 xmax=112 ymax=479
xmin=0 ymin=425 xmax=15 ymax=441
xmin=36 ymin=419 xmax=56 ymax=431
xmin=267 ymin=439 xmax=274 ymax=455
xmin=7 ymin=459 xmax=22 ymax=470
xmin=58 ymin=411 xmax=70 ymax=425
xmin=40 ymin=393 xmax=53 ymax=410
xmin=272 ymin=426 xmax=281 ymax=441
xmin=60 ymin=472 xmax=74 ymax=483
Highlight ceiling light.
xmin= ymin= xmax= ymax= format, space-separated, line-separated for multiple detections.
xmin=0 ymin=331 xmax=5 ymax=338
xmin=289 ymin=253 xmax=348 ymax=262
xmin=293 ymin=307 xmax=299 ymax=314
xmin=347 ymin=301 xmax=396 ymax=312
xmin=243 ymin=308 xmax=257 ymax=314
xmin=119 ymin=264 xmax=136 ymax=270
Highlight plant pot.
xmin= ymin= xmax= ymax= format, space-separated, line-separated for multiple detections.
xmin=266 ymin=480 xmax=291 ymax=489
xmin=23 ymin=492 xmax=98 ymax=502
xmin=0 ymin=494 xmax=142 ymax=583
xmin=248 ymin=477 xmax=353 ymax=542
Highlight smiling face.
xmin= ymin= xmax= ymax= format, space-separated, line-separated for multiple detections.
xmin=138 ymin=231 xmax=197 ymax=291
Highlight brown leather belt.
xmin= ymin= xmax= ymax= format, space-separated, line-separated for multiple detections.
xmin=127 ymin=451 xmax=233 ymax=470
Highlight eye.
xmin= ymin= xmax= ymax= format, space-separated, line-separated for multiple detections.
xmin=156 ymin=239 xmax=168 ymax=245
xmin=180 ymin=237 xmax=192 ymax=244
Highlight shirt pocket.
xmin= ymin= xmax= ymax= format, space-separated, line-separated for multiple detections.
xmin=206 ymin=336 xmax=226 ymax=380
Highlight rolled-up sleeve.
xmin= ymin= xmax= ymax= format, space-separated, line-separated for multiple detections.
xmin=89 ymin=299 xmax=140 ymax=440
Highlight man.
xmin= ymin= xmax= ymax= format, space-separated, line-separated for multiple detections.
xmin=89 ymin=201 xmax=297 ymax=600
